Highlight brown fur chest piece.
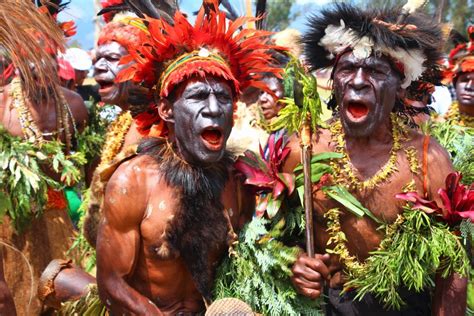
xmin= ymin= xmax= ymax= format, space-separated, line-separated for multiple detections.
xmin=149 ymin=206 xmax=237 ymax=261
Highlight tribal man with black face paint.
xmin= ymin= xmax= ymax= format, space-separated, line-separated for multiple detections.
xmin=444 ymin=25 xmax=474 ymax=128
xmin=282 ymin=4 xmax=469 ymax=315
xmin=94 ymin=2 xmax=280 ymax=314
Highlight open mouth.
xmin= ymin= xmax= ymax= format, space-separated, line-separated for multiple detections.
xmin=96 ymin=80 xmax=114 ymax=93
xmin=201 ymin=127 xmax=224 ymax=151
xmin=346 ymin=101 xmax=369 ymax=121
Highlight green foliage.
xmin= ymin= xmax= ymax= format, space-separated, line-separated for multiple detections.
xmin=68 ymin=189 xmax=96 ymax=273
xmin=76 ymin=101 xmax=107 ymax=162
xmin=265 ymin=0 xmax=299 ymax=32
xmin=76 ymin=127 xmax=105 ymax=163
xmin=213 ymin=152 xmax=346 ymax=315
xmin=57 ymin=284 xmax=106 ymax=316
xmin=213 ymin=207 xmax=323 ymax=315
xmin=427 ymin=121 xmax=473 ymax=184
xmin=0 ymin=127 xmax=85 ymax=231
xmin=345 ymin=206 xmax=469 ymax=310
xmin=427 ymin=0 xmax=474 ymax=39
xmin=468 ymin=268 xmax=474 ymax=314
xmin=323 ymin=185 xmax=383 ymax=224
xmin=270 ymin=58 xmax=325 ymax=133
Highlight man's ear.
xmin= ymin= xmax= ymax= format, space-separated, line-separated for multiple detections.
xmin=158 ymin=98 xmax=174 ymax=123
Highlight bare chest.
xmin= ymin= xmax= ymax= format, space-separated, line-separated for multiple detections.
xmin=313 ymin=147 xmax=424 ymax=260
xmin=1 ymin=93 xmax=68 ymax=142
xmin=138 ymin=179 xmax=241 ymax=261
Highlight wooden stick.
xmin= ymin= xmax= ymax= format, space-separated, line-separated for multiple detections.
xmin=301 ymin=122 xmax=314 ymax=257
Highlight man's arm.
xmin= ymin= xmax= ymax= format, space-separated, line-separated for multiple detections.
xmin=96 ymin=157 xmax=162 ymax=315
xmin=427 ymin=138 xmax=467 ymax=315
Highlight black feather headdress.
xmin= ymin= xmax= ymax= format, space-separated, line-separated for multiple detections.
xmin=33 ymin=0 xmax=70 ymax=16
xmin=98 ymin=0 xmax=178 ymax=24
xmin=302 ymin=3 xmax=443 ymax=89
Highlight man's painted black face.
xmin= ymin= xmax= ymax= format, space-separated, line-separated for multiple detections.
xmin=455 ymin=71 xmax=474 ymax=108
xmin=93 ymin=41 xmax=132 ymax=106
xmin=172 ymin=78 xmax=234 ymax=166
xmin=333 ymin=52 xmax=402 ymax=137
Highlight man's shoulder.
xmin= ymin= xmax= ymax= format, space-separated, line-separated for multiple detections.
xmin=109 ymin=154 xmax=161 ymax=186
xmin=405 ymin=128 xmax=451 ymax=161
xmin=103 ymin=154 xmax=162 ymax=226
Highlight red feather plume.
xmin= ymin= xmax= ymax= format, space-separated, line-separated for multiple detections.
xmin=117 ymin=0 xmax=283 ymax=97
xmin=444 ymin=25 xmax=474 ymax=83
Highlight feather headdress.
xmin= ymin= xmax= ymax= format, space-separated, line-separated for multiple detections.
xmin=444 ymin=25 xmax=474 ymax=83
xmin=97 ymin=0 xmax=178 ymax=54
xmin=34 ymin=0 xmax=76 ymax=38
xmin=302 ymin=3 xmax=443 ymax=89
xmin=99 ymin=0 xmax=178 ymax=23
xmin=1 ymin=0 xmax=64 ymax=103
xmin=116 ymin=0 xmax=282 ymax=98
xmin=97 ymin=17 xmax=149 ymax=52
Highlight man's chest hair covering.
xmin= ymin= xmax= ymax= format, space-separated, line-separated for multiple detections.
xmin=137 ymin=138 xmax=234 ymax=302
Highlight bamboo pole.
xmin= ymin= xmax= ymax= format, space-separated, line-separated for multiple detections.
xmin=301 ymin=120 xmax=314 ymax=257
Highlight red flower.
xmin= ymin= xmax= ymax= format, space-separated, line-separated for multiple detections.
xmin=396 ymin=172 xmax=474 ymax=226
xmin=235 ymin=134 xmax=294 ymax=217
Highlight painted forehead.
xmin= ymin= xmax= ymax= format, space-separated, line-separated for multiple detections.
xmin=180 ymin=77 xmax=234 ymax=95
xmin=337 ymin=51 xmax=394 ymax=69
xmin=96 ymin=41 xmax=128 ymax=55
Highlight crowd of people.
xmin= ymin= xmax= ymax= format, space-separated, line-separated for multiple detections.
xmin=0 ymin=0 xmax=473 ymax=315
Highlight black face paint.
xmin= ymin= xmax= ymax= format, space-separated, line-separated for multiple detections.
xmin=333 ymin=52 xmax=402 ymax=138
xmin=171 ymin=77 xmax=234 ymax=166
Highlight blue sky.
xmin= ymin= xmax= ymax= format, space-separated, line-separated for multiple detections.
xmin=59 ymin=0 xmax=330 ymax=50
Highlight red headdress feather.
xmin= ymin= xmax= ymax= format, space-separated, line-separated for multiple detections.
xmin=100 ymin=0 xmax=125 ymax=23
xmin=116 ymin=0 xmax=283 ymax=98
xmin=98 ymin=19 xmax=148 ymax=53
xmin=444 ymin=25 xmax=474 ymax=83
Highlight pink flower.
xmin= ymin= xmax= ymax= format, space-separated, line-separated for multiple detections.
xmin=235 ymin=134 xmax=294 ymax=218
xmin=396 ymin=172 xmax=474 ymax=226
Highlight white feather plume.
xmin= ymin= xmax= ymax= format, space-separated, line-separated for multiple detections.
xmin=319 ymin=20 xmax=427 ymax=88
xmin=402 ymin=0 xmax=427 ymax=14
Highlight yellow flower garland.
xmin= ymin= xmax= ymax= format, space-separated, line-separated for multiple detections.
xmin=325 ymin=115 xmax=421 ymax=279
xmin=325 ymin=207 xmax=407 ymax=280
xmin=97 ymin=111 xmax=133 ymax=170
xmin=445 ymin=101 xmax=474 ymax=128
xmin=329 ymin=114 xmax=405 ymax=191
